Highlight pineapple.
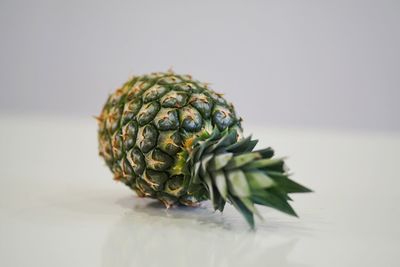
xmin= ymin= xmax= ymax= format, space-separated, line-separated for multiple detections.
xmin=97 ymin=71 xmax=311 ymax=228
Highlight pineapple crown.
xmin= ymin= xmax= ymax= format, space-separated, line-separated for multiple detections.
xmin=184 ymin=127 xmax=312 ymax=229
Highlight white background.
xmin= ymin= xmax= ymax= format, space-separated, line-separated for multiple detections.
xmin=1 ymin=0 xmax=399 ymax=131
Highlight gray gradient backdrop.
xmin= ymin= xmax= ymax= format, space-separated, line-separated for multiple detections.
xmin=1 ymin=0 xmax=399 ymax=131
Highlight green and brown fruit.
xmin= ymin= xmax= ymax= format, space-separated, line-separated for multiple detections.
xmin=97 ymin=71 xmax=311 ymax=228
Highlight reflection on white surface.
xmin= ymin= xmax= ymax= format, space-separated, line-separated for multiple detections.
xmin=102 ymin=197 xmax=308 ymax=267
xmin=1 ymin=116 xmax=399 ymax=267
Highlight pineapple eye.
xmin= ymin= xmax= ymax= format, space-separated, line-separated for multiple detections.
xmin=189 ymin=93 xmax=213 ymax=118
xmin=212 ymin=106 xmax=235 ymax=130
xmin=111 ymin=132 xmax=123 ymax=160
xmin=126 ymin=148 xmax=145 ymax=176
xmin=145 ymin=149 xmax=173 ymax=171
xmin=121 ymin=121 xmax=138 ymax=150
xmin=154 ymin=108 xmax=179 ymax=131
xmin=98 ymin=136 xmax=113 ymax=165
xmin=137 ymin=124 xmax=158 ymax=153
xmin=158 ymin=131 xmax=182 ymax=155
xmin=180 ymin=106 xmax=203 ymax=132
xmin=143 ymin=169 xmax=168 ymax=191
xmin=112 ymin=163 xmax=124 ymax=181
xmin=164 ymin=175 xmax=185 ymax=197
xmin=174 ymin=82 xmax=194 ymax=92
xmin=160 ymin=91 xmax=188 ymax=108
xmin=136 ymin=179 xmax=156 ymax=197
xmin=142 ymin=85 xmax=168 ymax=103
xmin=122 ymin=99 xmax=142 ymax=124
xmin=137 ymin=102 xmax=160 ymax=126
xmin=121 ymin=159 xmax=134 ymax=178
xmin=157 ymin=76 xmax=181 ymax=85
xmin=104 ymin=107 xmax=122 ymax=133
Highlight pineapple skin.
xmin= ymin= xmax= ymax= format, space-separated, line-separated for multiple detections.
xmin=98 ymin=72 xmax=242 ymax=207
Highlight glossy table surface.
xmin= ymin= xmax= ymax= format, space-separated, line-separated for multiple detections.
xmin=1 ymin=115 xmax=399 ymax=267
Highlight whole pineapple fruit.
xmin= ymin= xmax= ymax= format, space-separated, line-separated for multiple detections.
xmin=98 ymin=71 xmax=311 ymax=228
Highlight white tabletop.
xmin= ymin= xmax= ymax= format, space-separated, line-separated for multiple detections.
xmin=1 ymin=115 xmax=399 ymax=267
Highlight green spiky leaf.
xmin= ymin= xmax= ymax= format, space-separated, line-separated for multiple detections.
xmin=225 ymin=135 xmax=252 ymax=153
xmin=253 ymin=147 xmax=274 ymax=158
xmin=227 ymin=169 xmax=250 ymax=197
xmin=210 ymin=153 xmax=233 ymax=170
xmin=240 ymin=197 xmax=262 ymax=219
xmin=246 ymin=171 xmax=275 ymax=189
xmin=230 ymin=196 xmax=255 ymax=229
xmin=252 ymin=189 xmax=298 ymax=217
xmin=213 ymin=170 xmax=228 ymax=200
xmin=225 ymin=152 xmax=260 ymax=170
xmin=244 ymin=158 xmax=285 ymax=170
